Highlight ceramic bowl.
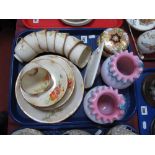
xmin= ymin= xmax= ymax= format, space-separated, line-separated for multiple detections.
xmin=23 ymin=32 xmax=43 ymax=54
xmin=15 ymin=60 xmax=84 ymax=123
xmin=55 ymin=32 xmax=68 ymax=55
xmin=14 ymin=38 xmax=37 ymax=62
xmin=83 ymin=86 xmax=126 ymax=124
xmin=20 ymin=59 xmax=68 ymax=108
xmin=126 ymin=19 xmax=155 ymax=31
xmin=137 ymin=29 xmax=155 ymax=54
xmin=69 ymin=43 xmax=92 ymax=68
xmin=61 ymin=19 xmax=93 ymax=26
xmin=64 ymin=36 xmax=82 ymax=57
xmin=35 ymin=30 xmax=48 ymax=52
xmin=46 ymin=30 xmax=57 ymax=52
xmin=32 ymin=55 xmax=75 ymax=110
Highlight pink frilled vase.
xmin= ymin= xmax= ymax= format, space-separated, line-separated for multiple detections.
xmin=83 ymin=86 xmax=126 ymax=124
xmin=101 ymin=50 xmax=143 ymax=89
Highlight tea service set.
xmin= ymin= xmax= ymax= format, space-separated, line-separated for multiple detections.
xmin=13 ymin=26 xmax=146 ymax=134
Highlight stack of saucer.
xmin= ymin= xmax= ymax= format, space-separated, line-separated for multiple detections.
xmin=15 ymin=55 xmax=84 ymax=123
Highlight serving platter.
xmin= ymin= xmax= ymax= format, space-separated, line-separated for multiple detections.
xmin=22 ymin=19 xmax=123 ymax=29
xmin=9 ymin=28 xmax=136 ymax=129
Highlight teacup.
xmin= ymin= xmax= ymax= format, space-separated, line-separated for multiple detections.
xmin=35 ymin=30 xmax=48 ymax=52
xmin=69 ymin=44 xmax=92 ymax=68
xmin=46 ymin=30 xmax=57 ymax=53
xmin=54 ymin=32 xmax=68 ymax=55
xmin=23 ymin=32 xmax=43 ymax=54
xmin=64 ymin=36 xmax=82 ymax=57
xmin=14 ymin=38 xmax=37 ymax=62
xmin=20 ymin=63 xmax=52 ymax=96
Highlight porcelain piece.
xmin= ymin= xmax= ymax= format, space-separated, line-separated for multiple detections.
xmin=64 ymin=36 xmax=82 ymax=57
xmin=23 ymin=32 xmax=43 ymax=54
xmin=32 ymin=55 xmax=75 ymax=110
xmin=101 ymin=51 xmax=143 ymax=89
xmin=61 ymin=19 xmax=93 ymax=26
xmin=15 ymin=60 xmax=84 ymax=123
xmin=83 ymin=86 xmax=126 ymax=124
xmin=69 ymin=44 xmax=92 ymax=68
xmin=46 ymin=30 xmax=57 ymax=52
xmin=55 ymin=32 xmax=68 ymax=55
xmin=63 ymin=129 xmax=90 ymax=135
xmin=11 ymin=128 xmax=43 ymax=135
xmin=35 ymin=30 xmax=48 ymax=51
xmin=107 ymin=125 xmax=137 ymax=135
xmin=14 ymin=38 xmax=37 ymax=62
xmin=84 ymin=42 xmax=104 ymax=89
xmin=97 ymin=28 xmax=129 ymax=55
xmin=21 ymin=65 xmax=52 ymax=96
xmin=137 ymin=30 xmax=155 ymax=54
xmin=126 ymin=19 xmax=155 ymax=31
xmin=142 ymin=74 xmax=155 ymax=107
xmin=20 ymin=59 xmax=68 ymax=108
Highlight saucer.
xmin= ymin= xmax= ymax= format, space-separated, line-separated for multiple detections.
xmin=32 ymin=55 xmax=75 ymax=110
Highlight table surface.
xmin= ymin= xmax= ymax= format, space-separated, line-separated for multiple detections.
xmin=0 ymin=19 xmax=155 ymax=134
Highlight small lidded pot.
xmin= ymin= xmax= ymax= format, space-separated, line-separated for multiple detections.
xmin=101 ymin=51 xmax=143 ymax=89
xmin=137 ymin=29 xmax=155 ymax=54
xmin=97 ymin=28 xmax=129 ymax=57
xmin=83 ymin=86 xmax=126 ymax=124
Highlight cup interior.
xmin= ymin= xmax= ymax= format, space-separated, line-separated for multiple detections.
xmin=116 ymin=55 xmax=136 ymax=76
xmin=97 ymin=93 xmax=117 ymax=115
xmin=78 ymin=47 xmax=91 ymax=68
xmin=21 ymin=67 xmax=53 ymax=95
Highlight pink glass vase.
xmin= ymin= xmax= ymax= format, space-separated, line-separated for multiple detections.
xmin=101 ymin=51 xmax=143 ymax=89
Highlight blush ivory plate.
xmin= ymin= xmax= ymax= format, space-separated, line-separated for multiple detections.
xmin=126 ymin=19 xmax=155 ymax=31
xmin=20 ymin=59 xmax=68 ymax=108
xmin=31 ymin=55 xmax=75 ymax=110
xmin=15 ymin=60 xmax=84 ymax=124
xmin=137 ymin=29 xmax=155 ymax=54
xmin=84 ymin=42 xmax=104 ymax=89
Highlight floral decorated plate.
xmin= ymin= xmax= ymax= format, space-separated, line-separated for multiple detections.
xmin=32 ymin=55 xmax=75 ymax=110
xmin=19 ymin=59 xmax=68 ymax=108
xmin=15 ymin=60 xmax=84 ymax=124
